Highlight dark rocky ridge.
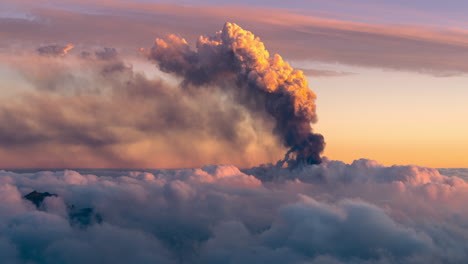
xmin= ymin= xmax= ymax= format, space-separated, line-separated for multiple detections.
xmin=23 ymin=190 xmax=102 ymax=228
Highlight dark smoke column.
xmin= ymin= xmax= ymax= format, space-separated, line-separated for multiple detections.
xmin=149 ymin=22 xmax=325 ymax=167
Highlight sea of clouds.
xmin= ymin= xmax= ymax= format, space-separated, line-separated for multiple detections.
xmin=1 ymin=160 xmax=468 ymax=263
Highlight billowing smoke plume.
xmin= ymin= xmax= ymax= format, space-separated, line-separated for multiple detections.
xmin=0 ymin=45 xmax=286 ymax=168
xmin=149 ymin=22 xmax=325 ymax=167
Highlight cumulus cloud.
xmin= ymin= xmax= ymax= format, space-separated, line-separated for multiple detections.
xmin=438 ymin=168 xmax=468 ymax=181
xmin=0 ymin=160 xmax=467 ymax=263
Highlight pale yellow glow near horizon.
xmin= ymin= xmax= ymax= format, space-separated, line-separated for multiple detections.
xmin=301 ymin=62 xmax=468 ymax=168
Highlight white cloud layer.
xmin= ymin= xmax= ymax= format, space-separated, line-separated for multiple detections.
xmin=1 ymin=160 xmax=467 ymax=263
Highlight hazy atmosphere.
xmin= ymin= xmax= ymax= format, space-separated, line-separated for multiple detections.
xmin=0 ymin=0 xmax=467 ymax=263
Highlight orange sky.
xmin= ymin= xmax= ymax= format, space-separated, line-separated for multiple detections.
xmin=307 ymin=64 xmax=468 ymax=168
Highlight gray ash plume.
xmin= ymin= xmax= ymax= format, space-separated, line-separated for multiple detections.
xmin=149 ymin=22 xmax=325 ymax=167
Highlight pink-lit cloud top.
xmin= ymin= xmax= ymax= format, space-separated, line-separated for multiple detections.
xmin=1 ymin=161 xmax=468 ymax=262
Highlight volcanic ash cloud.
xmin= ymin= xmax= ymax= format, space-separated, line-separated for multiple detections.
xmin=149 ymin=22 xmax=325 ymax=167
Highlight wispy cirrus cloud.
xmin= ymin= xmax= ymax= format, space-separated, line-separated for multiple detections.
xmin=300 ymin=68 xmax=355 ymax=77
